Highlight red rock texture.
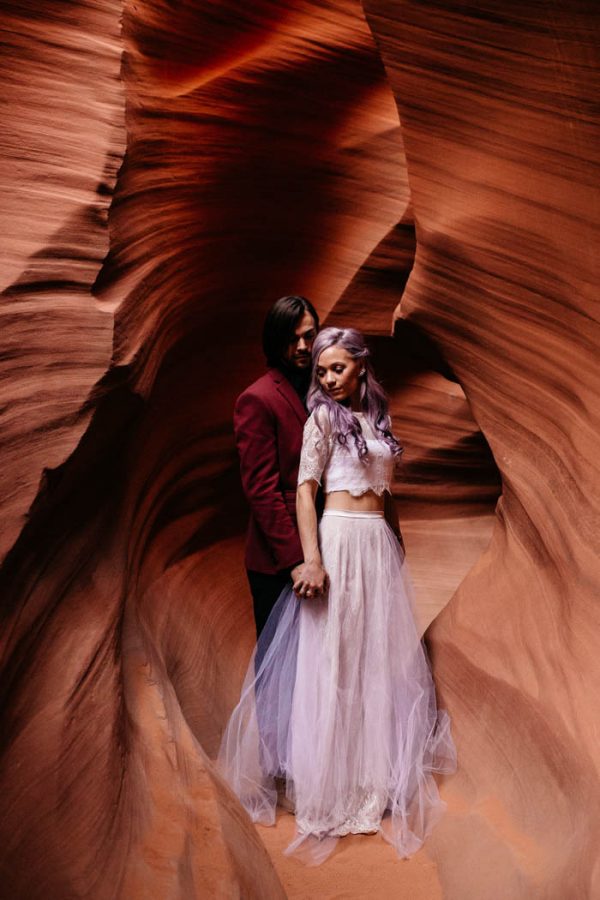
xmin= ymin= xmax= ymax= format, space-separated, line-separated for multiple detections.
xmin=362 ymin=0 xmax=600 ymax=896
xmin=0 ymin=0 xmax=597 ymax=897
xmin=0 ymin=0 xmax=125 ymax=559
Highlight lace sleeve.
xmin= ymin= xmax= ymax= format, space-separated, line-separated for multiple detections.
xmin=298 ymin=409 xmax=332 ymax=486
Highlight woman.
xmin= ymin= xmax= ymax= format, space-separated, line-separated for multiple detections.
xmin=219 ymin=327 xmax=456 ymax=864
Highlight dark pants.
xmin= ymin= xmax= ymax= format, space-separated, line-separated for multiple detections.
xmin=247 ymin=568 xmax=292 ymax=639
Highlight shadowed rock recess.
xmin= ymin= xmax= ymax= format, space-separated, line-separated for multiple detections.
xmin=0 ymin=0 xmax=597 ymax=897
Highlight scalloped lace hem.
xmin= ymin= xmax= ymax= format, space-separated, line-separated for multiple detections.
xmin=298 ymin=475 xmax=322 ymax=487
xmin=324 ymin=485 xmax=390 ymax=498
xmin=296 ymin=788 xmax=387 ymax=838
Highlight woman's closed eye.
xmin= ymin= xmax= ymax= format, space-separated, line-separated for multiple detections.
xmin=317 ymin=365 xmax=346 ymax=377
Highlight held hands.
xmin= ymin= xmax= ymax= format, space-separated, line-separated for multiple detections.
xmin=292 ymin=561 xmax=329 ymax=600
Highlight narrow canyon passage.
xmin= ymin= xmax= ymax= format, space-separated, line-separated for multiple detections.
xmin=1 ymin=0 xmax=598 ymax=898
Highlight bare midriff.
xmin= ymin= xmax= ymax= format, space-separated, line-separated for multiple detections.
xmin=324 ymin=489 xmax=385 ymax=513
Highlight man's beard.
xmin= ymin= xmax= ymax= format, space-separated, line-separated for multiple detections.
xmin=291 ymin=353 xmax=311 ymax=368
xmin=279 ymin=358 xmax=312 ymax=401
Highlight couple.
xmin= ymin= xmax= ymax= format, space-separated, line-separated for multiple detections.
xmin=220 ymin=295 xmax=456 ymax=864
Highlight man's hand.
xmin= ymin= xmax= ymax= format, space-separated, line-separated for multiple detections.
xmin=293 ymin=561 xmax=329 ymax=599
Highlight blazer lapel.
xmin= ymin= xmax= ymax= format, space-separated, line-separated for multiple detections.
xmin=269 ymin=369 xmax=307 ymax=426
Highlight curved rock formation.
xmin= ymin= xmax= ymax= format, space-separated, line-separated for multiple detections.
xmin=1 ymin=0 xmax=597 ymax=897
xmin=0 ymin=0 xmax=124 ymax=559
xmin=0 ymin=1 xmax=418 ymax=896
xmin=362 ymin=0 xmax=600 ymax=896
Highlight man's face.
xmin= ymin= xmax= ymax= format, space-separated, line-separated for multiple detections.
xmin=283 ymin=311 xmax=317 ymax=369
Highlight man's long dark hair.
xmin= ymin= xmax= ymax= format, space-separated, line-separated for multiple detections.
xmin=262 ymin=295 xmax=319 ymax=367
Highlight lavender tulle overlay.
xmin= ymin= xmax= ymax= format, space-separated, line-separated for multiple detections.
xmin=218 ymin=510 xmax=456 ymax=864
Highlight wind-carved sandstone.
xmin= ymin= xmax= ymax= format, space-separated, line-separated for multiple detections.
xmin=0 ymin=0 xmax=597 ymax=897
xmin=362 ymin=0 xmax=600 ymax=896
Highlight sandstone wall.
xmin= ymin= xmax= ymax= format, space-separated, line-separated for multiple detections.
xmin=0 ymin=0 xmax=597 ymax=897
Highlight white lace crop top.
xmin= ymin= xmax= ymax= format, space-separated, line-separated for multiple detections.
xmin=297 ymin=407 xmax=396 ymax=497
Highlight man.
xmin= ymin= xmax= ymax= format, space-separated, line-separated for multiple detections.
xmin=234 ymin=295 xmax=319 ymax=637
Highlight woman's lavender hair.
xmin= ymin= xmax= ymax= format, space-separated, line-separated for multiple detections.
xmin=307 ymin=327 xmax=403 ymax=459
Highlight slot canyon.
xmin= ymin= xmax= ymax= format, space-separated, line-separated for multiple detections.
xmin=0 ymin=0 xmax=598 ymax=897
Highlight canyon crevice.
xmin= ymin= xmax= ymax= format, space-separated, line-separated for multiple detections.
xmin=0 ymin=0 xmax=598 ymax=897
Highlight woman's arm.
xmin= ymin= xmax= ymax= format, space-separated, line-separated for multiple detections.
xmin=384 ymin=491 xmax=405 ymax=553
xmin=293 ymin=480 xmax=328 ymax=598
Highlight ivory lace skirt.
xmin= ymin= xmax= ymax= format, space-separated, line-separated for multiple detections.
xmin=218 ymin=510 xmax=456 ymax=864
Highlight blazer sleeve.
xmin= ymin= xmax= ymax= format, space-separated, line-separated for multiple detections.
xmin=233 ymin=391 xmax=304 ymax=570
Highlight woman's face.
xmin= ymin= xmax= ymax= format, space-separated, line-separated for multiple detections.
xmin=316 ymin=345 xmax=362 ymax=404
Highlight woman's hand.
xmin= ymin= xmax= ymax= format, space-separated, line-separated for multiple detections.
xmin=295 ymin=480 xmax=327 ymax=598
xmin=293 ymin=561 xmax=329 ymax=599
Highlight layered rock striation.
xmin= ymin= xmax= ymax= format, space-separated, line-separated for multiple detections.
xmin=363 ymin=0 xmax=600 ymax=895
xmin=1 ymin=0 xmax=597 ymax=897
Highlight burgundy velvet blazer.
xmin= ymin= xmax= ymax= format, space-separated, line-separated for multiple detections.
xmin=233 ymin=368 xmax=307 ymax=574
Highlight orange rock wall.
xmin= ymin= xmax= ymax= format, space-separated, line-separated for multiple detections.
xmin=0 ymin=0 xmax=598 ymax=897
xmin=362 ymin=1 xmax=600 ymax=896
xmin=0 ymin=0 xmax=124 ymax=559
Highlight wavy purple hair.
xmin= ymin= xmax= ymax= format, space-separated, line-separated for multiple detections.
xmin=307 ymin=327 xmax=403 ymax=460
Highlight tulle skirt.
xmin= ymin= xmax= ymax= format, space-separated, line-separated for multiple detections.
xmin=218 ymin=510 xmax=456 ymax=864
